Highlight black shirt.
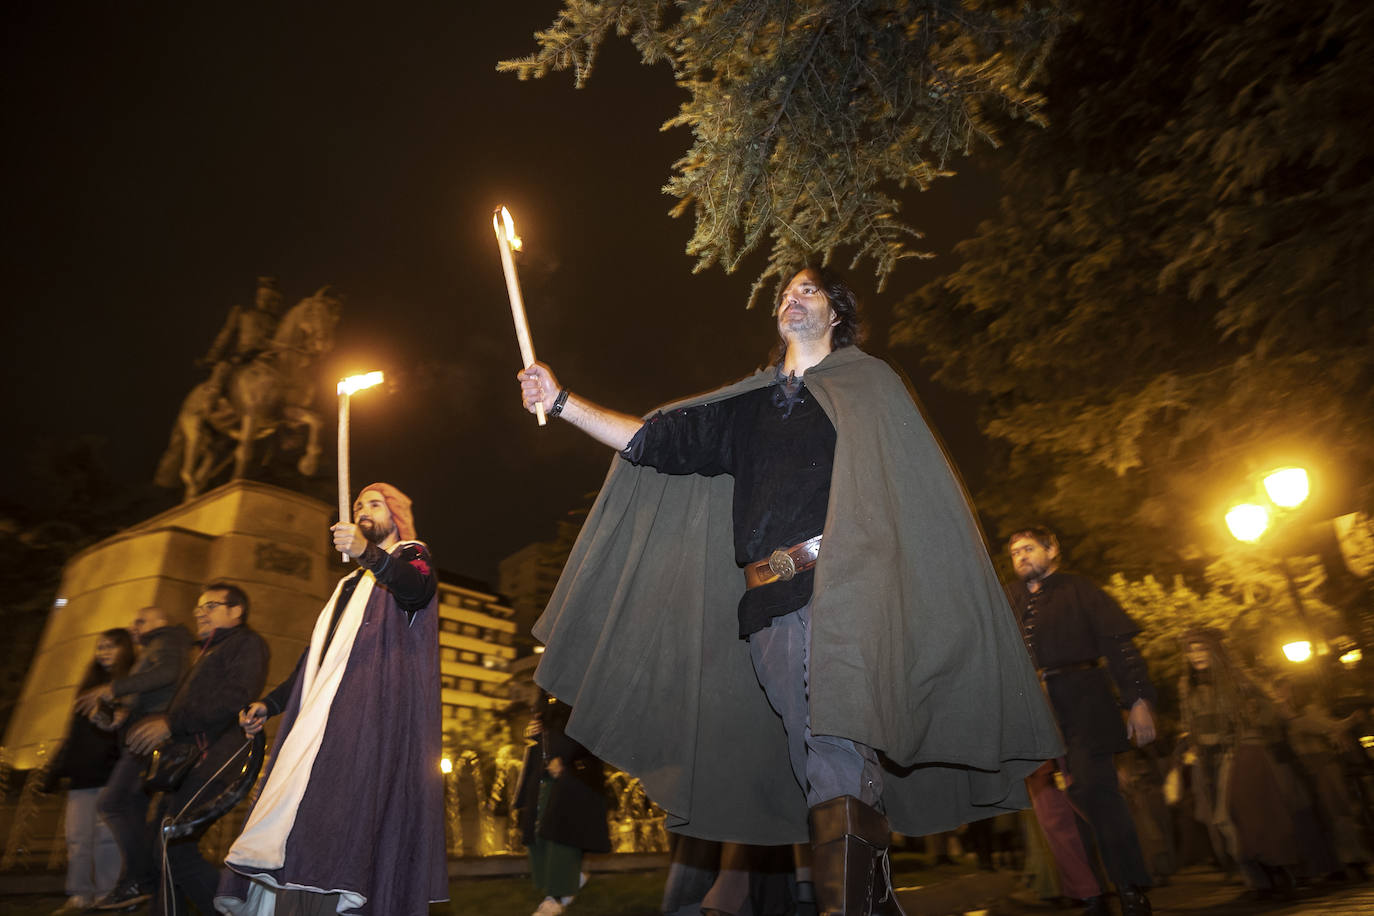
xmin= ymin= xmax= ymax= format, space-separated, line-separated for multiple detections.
xmin=622 ymin=375 xmax=836 ymax=636
xmin=1006 ymin=571 xmax=1157 ymax=708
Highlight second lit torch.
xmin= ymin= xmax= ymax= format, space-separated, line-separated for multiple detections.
xmin=493 ymin=206 xmax=545 ymax=426
xmin=337 ymin=370 xmax=385 ymax=559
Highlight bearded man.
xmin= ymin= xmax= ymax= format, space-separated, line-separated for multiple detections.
xmin=1006 ymin=526 xmax=1158 ymax=916
xmin=516 ymin=267 xmax=1061 ymax=915
xmin=216 ymin=483 xmax=447 ymax=916
xmin=98 ymin=586 xmax=268 ymax=915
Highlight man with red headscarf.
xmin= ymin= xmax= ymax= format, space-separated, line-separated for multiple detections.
xmin=216 ymin=484 xmax=448 ymax=916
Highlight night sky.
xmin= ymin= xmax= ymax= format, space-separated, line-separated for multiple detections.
xmin=3 ymin=2 xmax=999 ymax=587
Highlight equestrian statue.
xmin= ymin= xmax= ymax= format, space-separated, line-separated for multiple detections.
xmin=156 ymin=278 xmax=341 ymax=500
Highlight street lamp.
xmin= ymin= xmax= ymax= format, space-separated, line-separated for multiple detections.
xmin=1225 ymin=504 xmax=1270 ymax=543
xmin=1282 ymin=641 xmax=1313 ymax=663
xmin=1263 ymin=467 xmax=1309 ymax=509
xmin=336 ymin=371 xmax=386 ymax=558
xmin=1226 ymin=466 xmax=1333 ymax=687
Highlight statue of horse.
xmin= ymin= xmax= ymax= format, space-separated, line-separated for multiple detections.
xmin=157 ymin=288 xmax=341 ymax=499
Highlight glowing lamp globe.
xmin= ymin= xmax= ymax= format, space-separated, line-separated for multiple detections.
xmin=1263 ymin=467 xmax=1309 ymax=509
xmin=1282 ymin=641 xmax=1313 ymax=663
xmin=1225 ymin=504 xmax=1270 ymax=543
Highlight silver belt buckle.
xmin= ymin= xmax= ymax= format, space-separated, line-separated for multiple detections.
xmin=767 ymin=548 xmax=797 ymax=581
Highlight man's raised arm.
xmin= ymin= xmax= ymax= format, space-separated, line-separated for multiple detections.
xmin=518 ymin=362 xmax=642 ymax=451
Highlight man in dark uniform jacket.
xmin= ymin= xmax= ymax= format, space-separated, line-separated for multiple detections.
xmin=1006 ymin=526 xmax=1157 ymax=916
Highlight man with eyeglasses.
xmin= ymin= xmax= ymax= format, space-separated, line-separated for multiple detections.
xmin=217 ymin=483 xmax=447 ymax=916
xmin=96 ymin=583 xmax=269 ymax=914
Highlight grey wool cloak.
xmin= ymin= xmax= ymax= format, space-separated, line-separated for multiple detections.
xmin=533 ymin=346 xmax=1062 ymax=845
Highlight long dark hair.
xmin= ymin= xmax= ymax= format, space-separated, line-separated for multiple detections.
xmin=769 ymin=266 xmax=865 ymax=366
xmin=77 ymin=628 xmax=136 ymax=692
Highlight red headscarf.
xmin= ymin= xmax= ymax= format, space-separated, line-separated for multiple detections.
xmin=358 ymin=482 xmax=416 ymax=542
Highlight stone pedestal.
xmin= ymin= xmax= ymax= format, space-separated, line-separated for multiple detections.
xmin=3 ymin=480 xmax=347 ymax=768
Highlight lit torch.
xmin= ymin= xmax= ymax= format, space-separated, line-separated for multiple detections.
xmin=493 ymin=206 xmax=545 ymax=426
xmin=337 ymin=371 xmax=385 ymax=559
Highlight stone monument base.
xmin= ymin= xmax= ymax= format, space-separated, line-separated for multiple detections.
xmin=3 ymin=479 xmax=346 ymax=769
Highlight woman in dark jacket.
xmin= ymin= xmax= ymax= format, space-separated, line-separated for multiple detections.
xmin=515 ymin=691 xmax=611 ymax=916
xmin=49 ymin=628 xmax=135 ymax=913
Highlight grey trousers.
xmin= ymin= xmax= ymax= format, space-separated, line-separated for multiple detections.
xmin=748 ymin=605 xmax=883 ymax=809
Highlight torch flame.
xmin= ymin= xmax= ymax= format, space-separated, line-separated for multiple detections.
xmin=499 ymin=206 xmax=523 ymax=251
xmin=337 ymin=370 xmax=385 ymax=396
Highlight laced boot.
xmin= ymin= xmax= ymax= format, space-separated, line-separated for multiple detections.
xmin=809 ymin=795 xmax=908 ymax=915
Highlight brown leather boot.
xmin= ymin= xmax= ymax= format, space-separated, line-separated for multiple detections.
xmin=809 ymin=796 xmax=908 ymax=915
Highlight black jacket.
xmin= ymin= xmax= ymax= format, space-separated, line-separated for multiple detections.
xmin=515 ymin=696 xmax=611 ymax=853
xmin=1007 ymin=571 xmax=1157 ymax=753
xmin=110 ymin=624 xmax=193 ymax=723
xmin=47 ymin=710 xmax=120 ymax=791
xmin=165 ymin=625 xmax=269 ymax=746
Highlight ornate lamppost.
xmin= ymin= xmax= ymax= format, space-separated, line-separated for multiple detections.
xmin=1226 ymin=467 xmax=1331 ymax=691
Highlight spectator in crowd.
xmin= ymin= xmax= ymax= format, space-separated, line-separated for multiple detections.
xmin=102 ymin=584 xmax=268 ymax=914
xmin=80 ymin=606 xmax=192 ymax=911
xmin=47 ymin=628 xmax=135 ymax=914
xmin=1274 ymin=677 xmax=1370 ymax=880
xmin=515 ymin=691 xmax=611 ymax=916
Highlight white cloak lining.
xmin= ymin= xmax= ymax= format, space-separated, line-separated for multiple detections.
xmin=224 ymin=564 xmax=378 ymax=870
xmin=215 ymin=875 xmax=364 ymax=916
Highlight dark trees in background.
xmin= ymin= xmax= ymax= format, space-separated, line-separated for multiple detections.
xmin=503 ymin=0 xmax=1065 ymax=307
xmin=0 ymin=438 xmax=170 ymax=735
xmin=894 ymin=0 xmax=1374 ymax=580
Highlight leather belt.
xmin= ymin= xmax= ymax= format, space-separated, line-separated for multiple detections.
xmin=744 ymin=535 xmax=822 ymax=589
xmin=1039 ymin=659 xmax=1101 ymax=679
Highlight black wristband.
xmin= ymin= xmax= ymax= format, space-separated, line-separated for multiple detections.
xmin=549 ymin=388 xmax=570 ymax=419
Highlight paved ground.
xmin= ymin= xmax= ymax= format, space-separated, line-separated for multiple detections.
xmin=899 ymin=866 xmax=1374 ymax=916
xmin=5 ymin=862 xmax=1372 ymax=915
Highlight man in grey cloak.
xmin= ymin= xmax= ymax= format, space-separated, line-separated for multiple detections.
xmin=517 ymin=267 xmax=1061 ymax=915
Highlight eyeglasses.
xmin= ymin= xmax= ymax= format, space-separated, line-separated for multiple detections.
xmin=196 ymin=601 xmax=231 ymax=611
